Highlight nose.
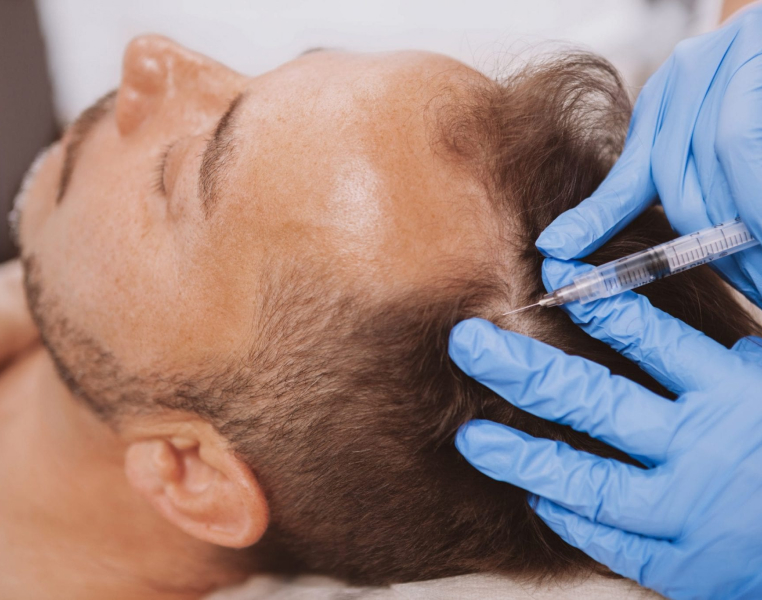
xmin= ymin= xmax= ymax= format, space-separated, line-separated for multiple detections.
xmin=115 ymin=35 xmax=241 ymax=135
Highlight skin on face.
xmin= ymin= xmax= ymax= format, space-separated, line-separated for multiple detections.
xmin=18 ymin=36 xmax=499 ymax=379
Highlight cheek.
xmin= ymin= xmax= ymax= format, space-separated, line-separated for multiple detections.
xmin=25 ymin=167 xmax=218 ymax=376
xmin=35 ymin=197 xmax=176 ymax=357
xmin=31 ymin=191 xmax=252 ymax=375
xmin=21 ymin=130 xmax=254 ymax=374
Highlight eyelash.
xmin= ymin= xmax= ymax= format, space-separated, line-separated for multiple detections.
xmin=152 ymin=144 xmax=172 ymax=195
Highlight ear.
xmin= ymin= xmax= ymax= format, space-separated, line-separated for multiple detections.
xmin=124 ymin=421 xmax=268 ymax=548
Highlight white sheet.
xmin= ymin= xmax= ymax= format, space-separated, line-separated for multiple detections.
xmin=204 ymin=572 xmax=664 ymax=600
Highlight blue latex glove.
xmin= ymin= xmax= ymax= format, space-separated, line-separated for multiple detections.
xmin=535 ymin=6 xmax=762 ymax=306
xmin=450 ymin=259 xmax=762 ymax=600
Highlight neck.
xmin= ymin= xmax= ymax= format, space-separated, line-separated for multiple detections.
xmin=0 ymin=346 xmax=244 ymax=600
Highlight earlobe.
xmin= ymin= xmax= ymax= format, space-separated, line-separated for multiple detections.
xmin=125 ymin=431 xmax=268 ymax=549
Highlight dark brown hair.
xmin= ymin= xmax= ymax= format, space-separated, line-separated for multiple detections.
xmin=215 ymin=53 xmax=761 ymax=584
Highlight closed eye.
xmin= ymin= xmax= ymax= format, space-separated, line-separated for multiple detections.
xmin=152 ymin=144 xmax=173 ymax=195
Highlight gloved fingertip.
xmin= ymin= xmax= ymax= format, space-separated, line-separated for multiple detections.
xmin=448 ymin=318 xmax=499 ymax=374
xmin=533 ymin=497 xmax=576 ymax=536
xmin=454 ymin=419 xmax=493 ymax=457
xmin=541 ymin=257 xmax=569 ymax=285
xmin=454 ymin=422 xmax=473 ymax=454
xmin=536 ymin=230 xmax=578 ymax=259
xmin=541 ymin=258 xmax=592 ymax=293
xmin=528 ymin=493 xmax=564 ymax=517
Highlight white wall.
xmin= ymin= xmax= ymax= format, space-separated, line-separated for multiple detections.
xmin=36 ymin=0 xmax=722 ymax=124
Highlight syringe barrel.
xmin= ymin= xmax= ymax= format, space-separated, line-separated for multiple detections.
xmin=567 ymin=249 xmax=667 ymax=303
xmin=657 ymin=218 xmax=758 ymax=274
xmin=554 ymin=218 xmax=759 ymax=305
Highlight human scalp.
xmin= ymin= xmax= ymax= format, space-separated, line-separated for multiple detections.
xmin=210 ymin=52 xmax=762 ymax=584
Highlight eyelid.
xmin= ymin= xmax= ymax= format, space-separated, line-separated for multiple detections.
xmin=153 ymin=135 xmax=206 ymax=207
xmin=153 ymin=144 xmax=173 ymax=195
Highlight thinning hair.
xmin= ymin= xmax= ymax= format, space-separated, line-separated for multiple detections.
xmin=25 ymin=52 xmax=762 ymax=585
xmin=219 ymin=53 xmax=762 ymax=583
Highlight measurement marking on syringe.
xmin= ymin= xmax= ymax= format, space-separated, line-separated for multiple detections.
xmin=567 ymin=220 xmax=758 ymax=306
xmin=664 ymin=225 xmax=755 ymax=271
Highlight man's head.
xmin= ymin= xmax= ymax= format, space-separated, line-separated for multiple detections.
xmin=14 ymin=36 xmax=760 ymax=585
xmin=19 ymin=36 xmax=502 ymax=384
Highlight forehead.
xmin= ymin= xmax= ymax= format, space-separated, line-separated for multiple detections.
xmin=237 ymin=49 xmax=486 ymax=154
xmin=211 ymin=50 xmax=498 ymax=294
xmin=260 ymin=49 xmax=480 ymax=103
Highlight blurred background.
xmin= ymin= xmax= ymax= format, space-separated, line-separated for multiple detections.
xmin=0 ymin=0 xmax=725 ymax=261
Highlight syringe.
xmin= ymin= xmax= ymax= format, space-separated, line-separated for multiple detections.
xmin=508 ymin=218 xmax=759 ymax=315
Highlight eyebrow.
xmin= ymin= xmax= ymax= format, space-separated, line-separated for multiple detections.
xmin=57 ymin=90 xmax=117 ymax=203
xmin=198 ymin=90 xmax=247 ymax=217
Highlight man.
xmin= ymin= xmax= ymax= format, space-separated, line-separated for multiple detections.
xmin=4 ymin=32 xmax=754 ymax=599
xmin=0 ymin=36 xmax=529 ymax=600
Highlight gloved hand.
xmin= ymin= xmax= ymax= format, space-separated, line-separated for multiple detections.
xmin=535 ymin=6 xmax=762 ymax=306
xmin=450 ymin=258 xmax=762 ymax=600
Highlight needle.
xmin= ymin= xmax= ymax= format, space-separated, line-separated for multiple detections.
xmin=503 ymin=302 xmax=541 ymax=316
